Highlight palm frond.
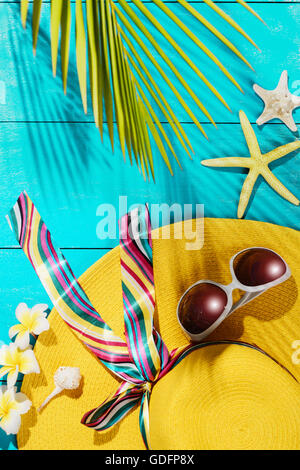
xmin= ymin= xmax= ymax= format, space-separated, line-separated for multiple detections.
xmin=20 ymin=0 xmax=263 ymax=178
xmin=21 ymin=0 xmax=29 ymax=28
xmin=75 ymin=0 xmax=87 ymax=113
xmin=32 ymin=0 xmax=42 ymax=53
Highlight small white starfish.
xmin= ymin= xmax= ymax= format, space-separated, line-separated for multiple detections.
xmin=254 ymin=70 xmax=300 ymax=132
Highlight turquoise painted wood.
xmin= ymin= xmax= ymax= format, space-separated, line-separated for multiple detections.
xmin=0 ymin=1 xmax=300 ymax=450
xmin=1 ymin=2 xmax=300 ymax=124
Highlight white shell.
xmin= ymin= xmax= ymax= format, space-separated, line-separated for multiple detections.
xmin=54 ymin=367 xmax=81 ymax=390
xmin=37 ymin=366 xmax=82 ymax=412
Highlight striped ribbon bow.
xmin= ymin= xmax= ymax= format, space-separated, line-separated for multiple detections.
xmin=7 ymin=192 xmax=201 ymax=449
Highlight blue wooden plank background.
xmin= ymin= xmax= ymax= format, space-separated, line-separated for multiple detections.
xmin=0 ymin=0 xmax=300 ymax=449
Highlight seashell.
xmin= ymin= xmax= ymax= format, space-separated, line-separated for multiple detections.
xmin=37 ymin=367 xmax=82 ymax=412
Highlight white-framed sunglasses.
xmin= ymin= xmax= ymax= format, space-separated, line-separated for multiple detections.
xmin=177 ymin=247 xmax=291 ymax=342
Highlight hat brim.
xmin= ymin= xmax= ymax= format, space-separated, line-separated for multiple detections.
xmin=18 ymin=218 xmax=300 ymax=450
xmin=150 ymin=342 xmax=300 ymax=450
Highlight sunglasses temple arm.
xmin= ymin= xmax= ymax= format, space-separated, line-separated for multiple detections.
xmin=227 ymin=290 xmax=265 ymax=317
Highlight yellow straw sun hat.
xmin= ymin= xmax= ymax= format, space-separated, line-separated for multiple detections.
xmin=16 ymin=217 xmax=300 ymax=450
xmin=149 ymin=343 xmax=300 ymax=450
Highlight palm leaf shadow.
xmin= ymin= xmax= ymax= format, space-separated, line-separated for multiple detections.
xmin=19 ymin=0 xmax=264 ymax=179
xmin=8 ymin=3 xmax=116 ymax=200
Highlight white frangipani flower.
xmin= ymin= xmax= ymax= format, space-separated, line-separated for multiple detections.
xmin=9 ymin=303 xmax=49 ymax=350
xmin=0 ymin=342 xmax=40 ymax=388
xmin=0 ymin=386 xmax=31 ymax=435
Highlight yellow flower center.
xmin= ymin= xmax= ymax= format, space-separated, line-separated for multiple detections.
xmin=2 ymin=347 xmax=26 ymax=373
xmin=21 ymin=310 xmax=39 ymax=332
xmin=0 ymin=394 xmax=17 ymax=420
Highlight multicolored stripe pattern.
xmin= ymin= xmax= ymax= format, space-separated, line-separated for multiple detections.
xmin=8 ymin=193 xmax=254 ymax=449
xmin=119 ymin=206 xmax=169 ymax=382
xmin=81 ymin=381 xmax=144 ymax=431
xmin=7 ymin=192 xmax=139 ymax=383
xmin=82 ymin=205 xmax=170 ymax=448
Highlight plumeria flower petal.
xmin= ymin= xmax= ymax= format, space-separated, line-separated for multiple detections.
xmin=32 ymin=317 xmax=49 ymax=336
xmin=7 ymin=367 xmax=19 ymax=390
xmin=8 ymin=323 xmax=23 ymax=338
xmin=0 ymin=367 xmax=10 ymax=381
xmin=31 ymin=304 xmax=48 ymax=315
xmin=14 ymin=391 xmax=32 ymax=415
xmin=0 ymin=343 xmax=40 ymax=388
xmin=9 ymin=325 xmax=30 ymax=351
xmin=9 ymin=303 xmax=49 ymax=350
xmin=0 ymin=343 xmax=18 ymax=366
xmin=1 ymin=409 xmax=21 ymax=435
xmin=15 ymin=303 xmax=29 ymax=324
xmin=19 ymin=348 xmax=40 ymax=375
xmin=0 ymin=386 xmax=31 ymax=435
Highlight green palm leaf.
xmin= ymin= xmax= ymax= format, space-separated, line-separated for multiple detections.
xmin=20 ymin=0 xmax=262 ymax=178
xmin=75 ymin=0 xmax=87 ymax=113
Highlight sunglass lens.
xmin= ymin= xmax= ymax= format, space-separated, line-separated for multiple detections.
xmin=234 ymin=248 xmax=286 ymax=287
xmin=178 ymin=283 xmax=228 ymax=334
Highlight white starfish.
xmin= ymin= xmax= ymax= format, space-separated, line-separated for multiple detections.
xmin=254 ymin=70 xmax=300 ymax=132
